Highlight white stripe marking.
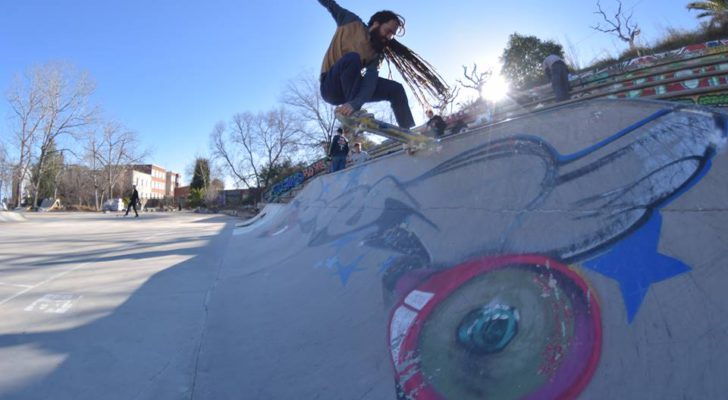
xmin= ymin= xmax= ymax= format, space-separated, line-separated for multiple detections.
xmin=0 ymin=232 xmax=164 ymax=307
xmin=0 ymin=282 xmax=33 ymax=289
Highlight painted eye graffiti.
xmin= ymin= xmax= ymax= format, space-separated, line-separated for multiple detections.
xmin=455 ymin=304 xmax=519 ymax=355
xmin=389 ymin=255 xmax=601 ymax=400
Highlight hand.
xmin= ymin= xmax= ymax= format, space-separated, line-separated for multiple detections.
xmin=335 ymin=103 xmax=354 ymax=116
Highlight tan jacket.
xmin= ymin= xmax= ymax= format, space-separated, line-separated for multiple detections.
xmin=321 ymin=21 xmax=379 ymax=74
xmin=319 ymin=0 xmax=379 ymax=74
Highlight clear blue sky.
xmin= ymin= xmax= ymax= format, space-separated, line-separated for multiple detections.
xmin=0 ymin=0 xmax=699 ymax=185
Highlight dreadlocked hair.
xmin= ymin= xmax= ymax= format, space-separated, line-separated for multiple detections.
xmin=368 ymin=10 xmax=406 ymax=36
xmin=383 ymin=39 xmax=451 ymax=110
xmin=367 ymin=11 xmax=450 ymax=109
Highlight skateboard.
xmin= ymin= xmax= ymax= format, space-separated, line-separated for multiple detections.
xmin=336 ymin=111 xmax=438 ymax=154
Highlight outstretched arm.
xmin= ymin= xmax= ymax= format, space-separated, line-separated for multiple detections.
xmin=318 ymin=0 xmax=360 ymax=26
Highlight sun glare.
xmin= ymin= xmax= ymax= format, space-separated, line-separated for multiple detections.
xmin=482 ymin=74 xmax=510 ymax=102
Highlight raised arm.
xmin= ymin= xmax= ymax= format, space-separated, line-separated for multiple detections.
xmin=318 ymin=0 xmax=360 ymax=26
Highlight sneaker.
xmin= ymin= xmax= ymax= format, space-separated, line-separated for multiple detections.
xmin=351 ymin=109 xmax=373 ymax=119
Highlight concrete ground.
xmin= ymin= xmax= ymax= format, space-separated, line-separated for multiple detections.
xmin=2 ymin=100 xmax=727 ymax=400
xmin=0 ymin=212 xmax=234 ymax=400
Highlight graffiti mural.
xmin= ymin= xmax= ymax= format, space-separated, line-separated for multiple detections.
xmin=571 ymin=51 xmax=728 ymax=97
xmin=604 ymin=74 xmax=728 ymax=100
xmin=673 ymin=90 xmax=728 ymax=107
xmin=264 ymin=158 xmax=329 ymax=201
xmin=576 ymin=39 xmax=728 ymax=87
xmin=505 ymin=40 xmax=728 ymax=116
xmin=258 ymin=102 xmax=726 ymax=398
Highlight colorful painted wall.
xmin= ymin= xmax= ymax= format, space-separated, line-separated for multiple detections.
xmin=223 ymin=99 xmax=728 ymax=399
xmin=510 ymin=39 xmax=728 ymax=110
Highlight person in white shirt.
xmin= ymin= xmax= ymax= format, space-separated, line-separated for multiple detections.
xmin=542 ymin=54 xmax=570 ymax=102
xmin=349 ymin=142 xmax=369 ymax=165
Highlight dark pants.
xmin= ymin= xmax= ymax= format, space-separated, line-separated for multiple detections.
xmin=125 ymin=201 xmax=138 ymax=216
xmin=321 ymin=52 xmax=415 ymax=128
xmin=330 ymin=156 xmax=347 ymax=173
xmin=550 ymin=61 xmax=570 ymax=102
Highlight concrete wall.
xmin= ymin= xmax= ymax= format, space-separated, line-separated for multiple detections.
xmin=202 ymin=99 xmax=728 ymax=399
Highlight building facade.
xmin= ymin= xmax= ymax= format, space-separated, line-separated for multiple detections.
xmin=128 ymin=170 xmax=153 ymax=199
xmin=133 ymin=165 xmax=167 ymax=199
xmin=124 ymin=165 xmax=180 ymax=200
xmin=165 ymin=171 xmax=180 ymax=198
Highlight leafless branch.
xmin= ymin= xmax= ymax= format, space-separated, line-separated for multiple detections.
xmin=591 ymin=0 xmax=642 ymax=54
xmin=210 ymin=108 xmax=301 ymax=193
xmin=281 ymin=72 xmax=337 ymax=156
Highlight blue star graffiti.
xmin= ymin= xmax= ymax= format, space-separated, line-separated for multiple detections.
xmin=273 ymin=106 xmax=726 ymax=323
xmin=584 ymin=213 xmax=691 ymax=323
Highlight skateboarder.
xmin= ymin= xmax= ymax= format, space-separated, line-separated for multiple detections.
xmin=124 ymin=185 xmax=140 ymax=217
xmin=317 ymin=0 xmax=449 ymax=129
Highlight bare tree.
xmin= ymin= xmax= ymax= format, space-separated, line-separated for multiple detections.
xmin=458 ymin=63 xmax=493 ymax=100
xmin=8 ymin=63 xmax=97 ymax=208
xmin=211 ymin=107 xmax=301 ymax=195
xmin=86 ymin=120 xmax=147 ymax=210
xmin=592 ymin=0 xmax=642 ymax=55
xmin=281 ymin=72 xmax=338 ymax=154
xmin=0 ymin=141 xmax=10 ymax=205
xmin=57 ymin=164 xmax=95 ymax=208
xmin=205 ymin=178 xmax=224 ymax=207
xmin=6 ymin=68 xmax=45 ymax=207
xmin=210 ymin=117 xmax=256 ymax=188
xmin=444 ymin=85 xmax=463 ymax=114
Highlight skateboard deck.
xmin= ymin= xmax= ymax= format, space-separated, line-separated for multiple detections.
xmin=336 ymin=112 xmax=437 ymax=153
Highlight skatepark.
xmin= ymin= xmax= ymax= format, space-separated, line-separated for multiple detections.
xmin=1 ymin=96 xmax=727 ymax=399
xmin=3 ymin=19 xmax=728 ymax=399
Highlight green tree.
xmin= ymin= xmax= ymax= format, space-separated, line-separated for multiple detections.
xmin=260 ymin=159 xmax=306 ymax=188
xmin=500 ymin=33 xmax=564 ymax=90
xmin=31 ymin=139 xmax=64 ymax=202
xmin=190 ymin=158 xmax=210 ymax=190
xmin=687 ymin=0 xmax=728 ymax=26
xmin=188 ymin=187 xmax=206 ymax=208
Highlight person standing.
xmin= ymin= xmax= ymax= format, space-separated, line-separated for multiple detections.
xmin=425 ymin=109 xmax=447 ymax=137
xmin=543 ymin=54 xmax=570 ymax=102
xmin=328 ymin=128 xmax=350 ymax=172
xmin=124 ymin=185 xmax=140 ymax=217
xmin=349 ymin=142 xmax=369 ymax=165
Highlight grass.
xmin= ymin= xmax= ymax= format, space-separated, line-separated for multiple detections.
xmin=579 ymin=23 xmax=728 ymax=73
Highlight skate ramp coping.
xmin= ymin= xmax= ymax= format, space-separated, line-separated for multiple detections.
xmin=232 ymin=204 xmax=285 ymax=235
xmin=0 ymin=211 xmax=27 ymax=223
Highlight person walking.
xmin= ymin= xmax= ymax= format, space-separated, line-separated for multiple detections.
xmin=124 ymin=185 xmax=140 ymax=217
